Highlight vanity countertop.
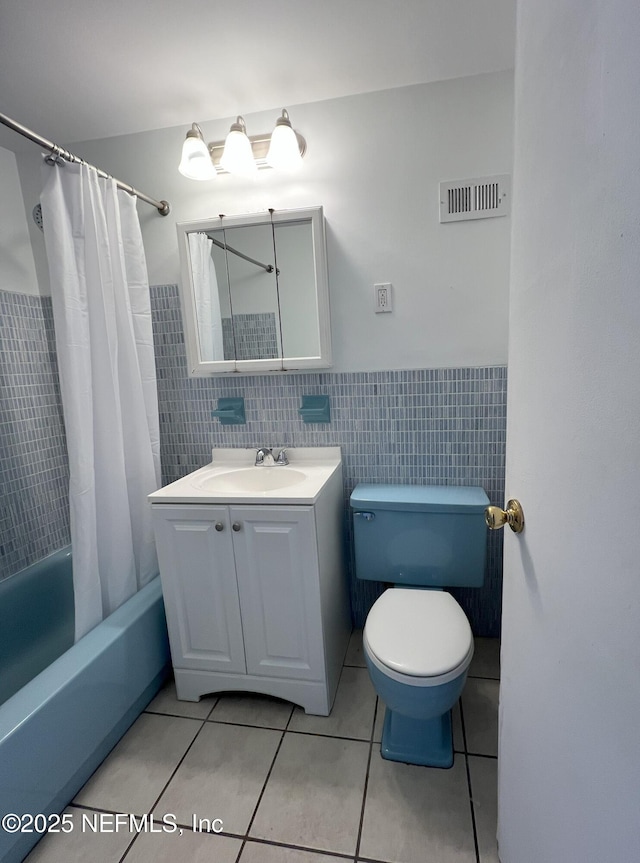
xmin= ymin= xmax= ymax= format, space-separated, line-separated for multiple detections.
xmin=148 ymin=447 xmax=342 ymax=506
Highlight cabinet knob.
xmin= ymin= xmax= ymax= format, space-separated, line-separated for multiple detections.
xmin=215 ymin=522 xmax=224 ymax=532
xmin=232 ymin=522 xmax=242 ymax=532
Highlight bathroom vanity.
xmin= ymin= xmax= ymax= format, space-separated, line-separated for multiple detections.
xmin=148 ymin=448 xmax=350 ymax=715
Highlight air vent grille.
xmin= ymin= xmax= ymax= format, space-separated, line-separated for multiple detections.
xmin=439 ymin=174 xmax=510 ymax=223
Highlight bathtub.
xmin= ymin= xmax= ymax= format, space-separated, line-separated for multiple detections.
xmin=0 ymin=548 xmax=171 ymax=863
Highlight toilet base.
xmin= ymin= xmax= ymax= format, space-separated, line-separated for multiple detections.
xmin=380 ymin=706 xmax=453 ymax=768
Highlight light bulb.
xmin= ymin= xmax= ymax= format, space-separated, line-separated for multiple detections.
xmin=219 ymin=117 xmax=257 ymax=177
xmin=266 ymin=110 xmax=303 ymax=171
xmin=178 ymin=124 xmax=216 ymax=181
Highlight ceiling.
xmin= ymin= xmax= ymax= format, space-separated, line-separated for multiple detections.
xmin=0 ymin=0 xmax=515 ymax=153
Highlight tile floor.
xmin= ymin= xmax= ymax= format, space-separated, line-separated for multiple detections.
xmin=25 ymin=633 xmax=500 ymax=863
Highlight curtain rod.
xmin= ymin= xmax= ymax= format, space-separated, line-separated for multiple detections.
xmin=208 ymin=235 xmax=275 ymax=273
xmin=0 ymin=111 xmax=170 ymax=216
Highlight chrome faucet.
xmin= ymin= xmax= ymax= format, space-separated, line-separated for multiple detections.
xmin=255 ymin=447 xmax=288 ymax=466
xmin=255 ymin=447 xmax=275 ymax=466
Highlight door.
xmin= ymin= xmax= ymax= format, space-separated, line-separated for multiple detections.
xmin=498 ymin=3 xmax=640 ymax=862
xmin=231 ymin=506 xmax=325 ymax=681
xmin=152 ymin=505 xmax=246 ymax=673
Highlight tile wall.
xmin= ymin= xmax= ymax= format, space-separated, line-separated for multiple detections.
xmin=0 ymin=291 xmax=70 ymax=579
xmin=151 ymin=284 xmax=507 ymax=636
xmin=0 ymin=284 xmax=506 ymax=634
xmin=221 ymin=312 xmax=279 ymax=361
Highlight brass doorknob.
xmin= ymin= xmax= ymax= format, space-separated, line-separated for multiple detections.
xmin=485 ymin=500 xmax=525 ymax=533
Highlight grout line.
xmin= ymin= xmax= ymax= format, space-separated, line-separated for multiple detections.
xmin=236 ymin=723 xmax=288 ymax=861
xmin=204 ymin=695 xmax=220 ymax=720
xmin=238 ymin=835 xmax=357 ymax=860
xmin=353 ymin=695 xmax=378 ymax=860
xmin=143 ymin=707 xmax=214 ymax=721
xmin=73 ymin=677 xmax=492 ymax=863
xmin=72 ymin=802 xmax=359 ymax=861
xmin=114 ymin=715 xmax=210 ymax=862
xmin=467 ymin=750 xmax=498 ymax=760
xmin=285 ymin=727 xmax=374 ymax=744
xmin=205 ymin=716 xmax=291 ymax=732
xmin=460 ymin=700 xmax=481 ymax=863
xmin=145 ymin=706 xmax=438 ymax=748
xmin=467 ymin=673 xmax=500 ymax=681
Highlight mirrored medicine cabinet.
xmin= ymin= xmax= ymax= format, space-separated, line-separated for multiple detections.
xmin=176 ymin=206 xmax=331 ymax=375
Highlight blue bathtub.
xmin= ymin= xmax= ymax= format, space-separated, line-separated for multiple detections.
xmin=0 ymin=548 xmax=171 ymax=863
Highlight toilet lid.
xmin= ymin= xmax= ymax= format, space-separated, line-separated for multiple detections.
xmin=364 ymin=589 xmax=473 ymax=678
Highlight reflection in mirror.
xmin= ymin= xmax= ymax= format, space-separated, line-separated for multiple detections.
xmin=177 ymin=207 xmax=331 ymax=375
xmin=188 ymin=232 xmax=228 ymax=361
xmin=216 ymin=223 xmax=281 ymax=361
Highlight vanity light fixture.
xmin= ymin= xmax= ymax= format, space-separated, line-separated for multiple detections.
xmin=220 ymin=116 xmax=257 ymax=177
xmin=266 ymin=109 xmax=303 ymax=171
xmin=177 ymin=110 xmax=306 ymax=180
xmin=178 ymin=123 xmax=217 ymax=181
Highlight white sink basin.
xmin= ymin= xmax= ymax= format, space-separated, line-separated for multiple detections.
xmin=148 ymin=447 xmax=342 ymax=505
xmin=195 ymin=467 xmax=308 ymax=493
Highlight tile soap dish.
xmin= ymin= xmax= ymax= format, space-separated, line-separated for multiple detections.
xmin=299 ymin=395 xmax=331 ymax=424
xmin=211 ymin=397 xmax=246 ymax=425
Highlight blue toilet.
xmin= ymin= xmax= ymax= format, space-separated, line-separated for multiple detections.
xmin=351 ymin=483 xmax=489 ymax=768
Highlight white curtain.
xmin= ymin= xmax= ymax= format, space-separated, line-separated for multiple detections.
xmin=40 ymin=160 xmax=161 ymax=641
xmin=188 ymin=232 xmax=224 ymax=361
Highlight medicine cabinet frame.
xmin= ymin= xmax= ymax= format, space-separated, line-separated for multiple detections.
xmin=176 ymin=206 xmax=332 ymax=375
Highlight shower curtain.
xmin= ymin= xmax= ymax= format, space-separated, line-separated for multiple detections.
xmin=40 ymin=161 xmax=161 ymax=641
xmin=188 ymin=232 xmax=224 ymax=361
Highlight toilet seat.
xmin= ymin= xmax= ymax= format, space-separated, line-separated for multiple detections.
xmin=363 ymin=589 xmax=474 ymax=687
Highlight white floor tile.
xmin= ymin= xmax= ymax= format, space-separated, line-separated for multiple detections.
xmin=469 ymin=638 xmax=501 ymax=680
xmin=344 ymin=629 xmax=366 ymax=667
xmin=124 ymin=828 xmax=242 ymax=862
xmin=360 ymin=754 xmax=476 ymax=863
xmin=35 ymin=624 xmax=500 ymax=863
xmin=145 ymin=678 xmax=217 ymax=720
xmin=469 ymin=756 xmax=499 ymax=863
xmin=250 ymin=732 xmax=369 ymax=856
xmin=73 ymin=713 xmax=201 ymax=814
xmin=240 ymin=840 xmax=350 ymax=862
xmin=157 ymin=722 xmax=281 ymax=835
xmin=289 ymin=666 xmax=376 ymax=740
xmin=462 ymin=678 xmax=499 ymax=756
xmin=23 ymin=808 xmax=132 ymax=863
xmin=210 ymin=692 xmax=294 ymax=729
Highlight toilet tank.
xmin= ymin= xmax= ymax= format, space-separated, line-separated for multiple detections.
xmin=350 ymin=484 xmax=489 ymax=587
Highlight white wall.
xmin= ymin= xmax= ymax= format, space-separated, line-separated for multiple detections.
xmin=499 ymin=2 xmax=640 ymax=861
xmin=0 ymin=145 xmax=39 ymax=295
xmin=16 ymin=70 xmax=513 ymax=372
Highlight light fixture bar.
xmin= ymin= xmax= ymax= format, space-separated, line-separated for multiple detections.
xmin=208 ymin=131 xmax=306 ymax=173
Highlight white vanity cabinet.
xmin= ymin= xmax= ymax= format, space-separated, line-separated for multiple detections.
xmin=149 ymin=449 xmax=350 ymax=715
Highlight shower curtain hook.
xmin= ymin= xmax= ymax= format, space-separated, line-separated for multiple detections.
xmin=44 ymin=144 xmax=65 ymax=166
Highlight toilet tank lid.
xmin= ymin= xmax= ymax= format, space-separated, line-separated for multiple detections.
xmin=350 ymin=483 xmax=489 ymax=513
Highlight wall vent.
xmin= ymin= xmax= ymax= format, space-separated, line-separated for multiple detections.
xmin=439 ymin=174 xmax=510 ymax=223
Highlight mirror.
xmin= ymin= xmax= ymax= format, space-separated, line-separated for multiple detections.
xmin=176 ymin=207 xmax=331 ymax=374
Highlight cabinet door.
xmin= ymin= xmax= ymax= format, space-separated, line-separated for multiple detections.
xmin=231 ymin=506 xmax=325 ymax=681
xmin=152 ymin=505 xmax=246 ymax=673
